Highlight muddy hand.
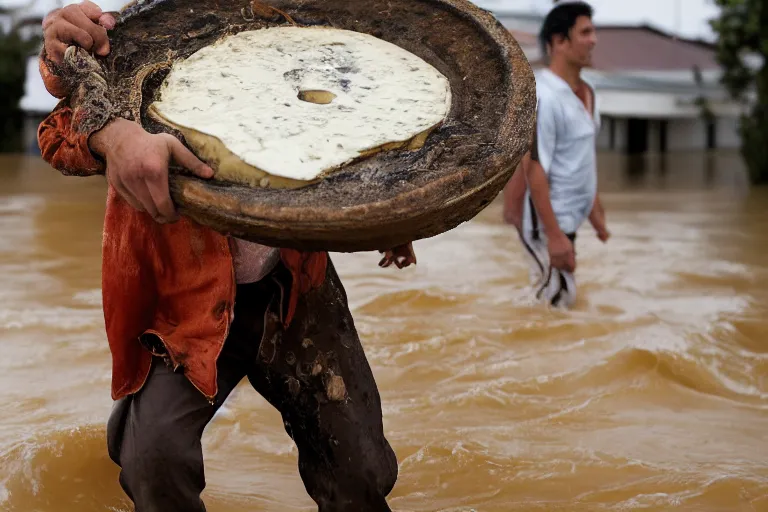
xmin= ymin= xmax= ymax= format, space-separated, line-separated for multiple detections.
xmin=379 ymin=243 xmax=417 ymax=269
xmin=43 ymin=0 xmax=115 ymax=64
xmin=90 ymin=119 xmax=214 ymax=224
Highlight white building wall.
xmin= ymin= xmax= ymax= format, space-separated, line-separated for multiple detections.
xmin=20 ymin=55 xmax=59 ymax=114
xmin=614 ymin=118 xmax=628 ymax=152
xmin=595 ymin=89 xmax=744 ymax=119
xmin=596 ymin=115 xmax=741 ymax=152
xmin=596 ymin=117 xmax=629 ymax=152
xmin=716 ymin=116 xmax=741 ymax=149
xmin=596 ymin=118 xmax=611 ymax=149
xmin=667 ymin=118 xmax=707 ymax=151
xmin=647 ymin=120 xmax=661 ymax=152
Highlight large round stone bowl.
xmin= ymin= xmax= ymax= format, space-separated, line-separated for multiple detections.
xmin=91 ymin=0 xmax=536 ymax=252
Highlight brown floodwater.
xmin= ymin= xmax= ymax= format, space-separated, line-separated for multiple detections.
xmin=0 ymin=151 xmax=767 ymax=512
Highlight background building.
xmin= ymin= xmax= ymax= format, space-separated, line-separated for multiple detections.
xmin=5 ymin=0 xmax=750 ymax=155
xmin=490 ymin=7 xmax=747 ymax=154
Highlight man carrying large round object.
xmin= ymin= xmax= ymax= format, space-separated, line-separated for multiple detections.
xmin=37 ymin=0 xmax=535 ymax=509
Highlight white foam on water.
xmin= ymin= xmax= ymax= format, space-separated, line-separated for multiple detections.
xmin=0 ymin=306 xmax=102 ymax=331
xmin=72 ymin=290 xmax=103 ymax=307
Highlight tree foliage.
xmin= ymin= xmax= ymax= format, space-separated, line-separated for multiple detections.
xmin=710 ymin=0 xmax=767 ymax=184
xmin=0 ymin=14 xmax=43 ymax=152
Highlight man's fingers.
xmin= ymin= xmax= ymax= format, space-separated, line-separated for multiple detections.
xmin=165 ymin=136 xmax=213 ymax=179
xmin=146 ymin=173 xmax=178 ymax=223
xmin=398 ymin=255 xmax=416 ymax=268
xmin=69 ymin=6 xmax=110 ymax=55
xmin=111 ymin=175 xmax=145 ymax=213
xmin=44 ymin=37 xmax=68 ymax=64
xmin=551 ymin=252 xmax=571 ymax=272
xmin=127 ymin=180 xmax=160 ymax=221
xmin=379 ymin=251 xmax=415 ymax=269
xmin=52 ymin=20 xmax=94 ymax=51
xmin=42 ymin=9 xmax=62 ymax=29
xmin=61 ymin=8 xmax=108 ymax=54
xmin=78 ymin=0 xmax=104 ymax=21
xmin=566 ymin=252 xmax=576 ymax=273
xmin=555 ymin=252 xmax=575 ymax=273
xmin=137 ymin=184 xmax=161 ymax=222
xmin=99 ymin=13 xmax=116 ymax=30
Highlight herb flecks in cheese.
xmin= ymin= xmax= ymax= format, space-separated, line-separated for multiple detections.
xmin=150 ymin=26 xmax=452 ymax=187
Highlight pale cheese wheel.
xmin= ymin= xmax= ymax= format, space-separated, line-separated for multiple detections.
xmin=149 ymin=26 xmax=452 ymax=188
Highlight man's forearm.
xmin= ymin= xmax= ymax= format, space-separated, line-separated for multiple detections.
xmin=89 ymin=118 xmax=125 ymax=159
xmin=588 ymin=193 xmax=605 ymax=226
xmin=525 ymin=160 xmax=562 ymax=237
xmin=503 ymin=160 xmax=526 ymax=225
xmin=37 ymin=46 xmax=117 ymax=177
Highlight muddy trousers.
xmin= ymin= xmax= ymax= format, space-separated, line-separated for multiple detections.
xmin=106 ymin=263 xmax=398 ymax=512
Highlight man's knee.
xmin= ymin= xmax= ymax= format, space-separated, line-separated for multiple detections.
xmin=343 ymin=436 xmax=398 ymax=497
xmin=299 ymin=433 xmax=398 ymax=511
xmin=107 ymin=397 xmax=130 ymax=465
xmin=115 ymin=416 xmax=205 ymax=494
xmin=370 ymin=439 xmax=398 ymax=496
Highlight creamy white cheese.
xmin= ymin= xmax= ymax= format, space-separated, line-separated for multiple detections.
xmin=150 ymin=26 xmax=452 ymax=183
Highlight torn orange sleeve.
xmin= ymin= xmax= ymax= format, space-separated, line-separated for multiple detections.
xmin=38 ymin=106 xmax=105 ymax=176
xmin=39 ymin=51 xmax=70 ymax=99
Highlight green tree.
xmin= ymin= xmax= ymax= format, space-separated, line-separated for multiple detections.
xmin=710 ymin=0 xmax=767 ymax=184
xmin=0 ymin=11 xmax=43 ymax=153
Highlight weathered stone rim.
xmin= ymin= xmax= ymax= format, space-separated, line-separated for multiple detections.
xmin=108 ymin=0 xmax=537 ymax=251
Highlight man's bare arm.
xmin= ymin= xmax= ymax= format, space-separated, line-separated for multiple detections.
xmin=589 ymin=194 xmax=604 ymax=222
xmin=588 ymin=193 xmax=610 ymax=242
xmin=39 ymin=1 xmax=213 ymax=224
xmin=37 ymin=1 xmax=118 ymax=177
xmin=502 ymin=162 xmax=526 ymax=228
xmin=525 ymin=132 xmax=561 ymax=239
xmin=525 ymin=131 xmax=576 ymax=271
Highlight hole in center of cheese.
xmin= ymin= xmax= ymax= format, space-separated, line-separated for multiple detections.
xmin=149 ymin=27 xmax=452 ymax=188
xmin=297 ymin=89 xmax=337 ymax=105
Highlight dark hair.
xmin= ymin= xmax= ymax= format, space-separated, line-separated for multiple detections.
xmin=539 ymin=1 xmax=594 ymax=56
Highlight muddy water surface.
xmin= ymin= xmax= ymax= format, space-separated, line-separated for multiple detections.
xmin=0 ymin=151 xmax=766 ymax=511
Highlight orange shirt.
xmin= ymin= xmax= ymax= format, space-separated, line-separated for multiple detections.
xmin=37 ymin=55 xmax=328 ymax=401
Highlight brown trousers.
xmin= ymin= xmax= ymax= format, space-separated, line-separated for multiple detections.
xmin=106 ymin=261 xmax=398 ymax=511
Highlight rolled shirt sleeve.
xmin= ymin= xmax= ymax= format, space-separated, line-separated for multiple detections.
xmin=36 ymin=48 xmax=117 ymax=176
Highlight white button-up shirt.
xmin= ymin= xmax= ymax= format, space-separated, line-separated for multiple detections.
xmin=523 ymin=68 xmax=600 ymax=236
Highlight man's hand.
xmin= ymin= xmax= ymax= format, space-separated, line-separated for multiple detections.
xmin=588 ymin=194 xmax=609 ymax=243
xmin=595 ymin=225 xmax=610 ymax=243
xmin=379 ymin=243 xmax=417 ymax=269
xmin=42 ymin=0 xmax=116 ymax=65
xmin=590 ymin=213 xmax=610 ymax=243
xmin=90 ymin=119 xmax=214 ymax=224
xmin=548 ymin=231 xmax=576 ymax=273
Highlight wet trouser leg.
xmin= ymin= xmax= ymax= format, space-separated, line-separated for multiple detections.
xmin=245 ymin=261 xmax=398 ymax=511
xmin=105 ymin=279 xmax=270 ymax=512
xmin=106 ymin=260 xmax=397 ymax=512
xmin=518 ymin=228 xmax=578 ymax=308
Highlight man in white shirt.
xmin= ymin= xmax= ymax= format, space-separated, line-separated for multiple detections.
xmin=504 ymin=1 xmax=609 ymax=307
